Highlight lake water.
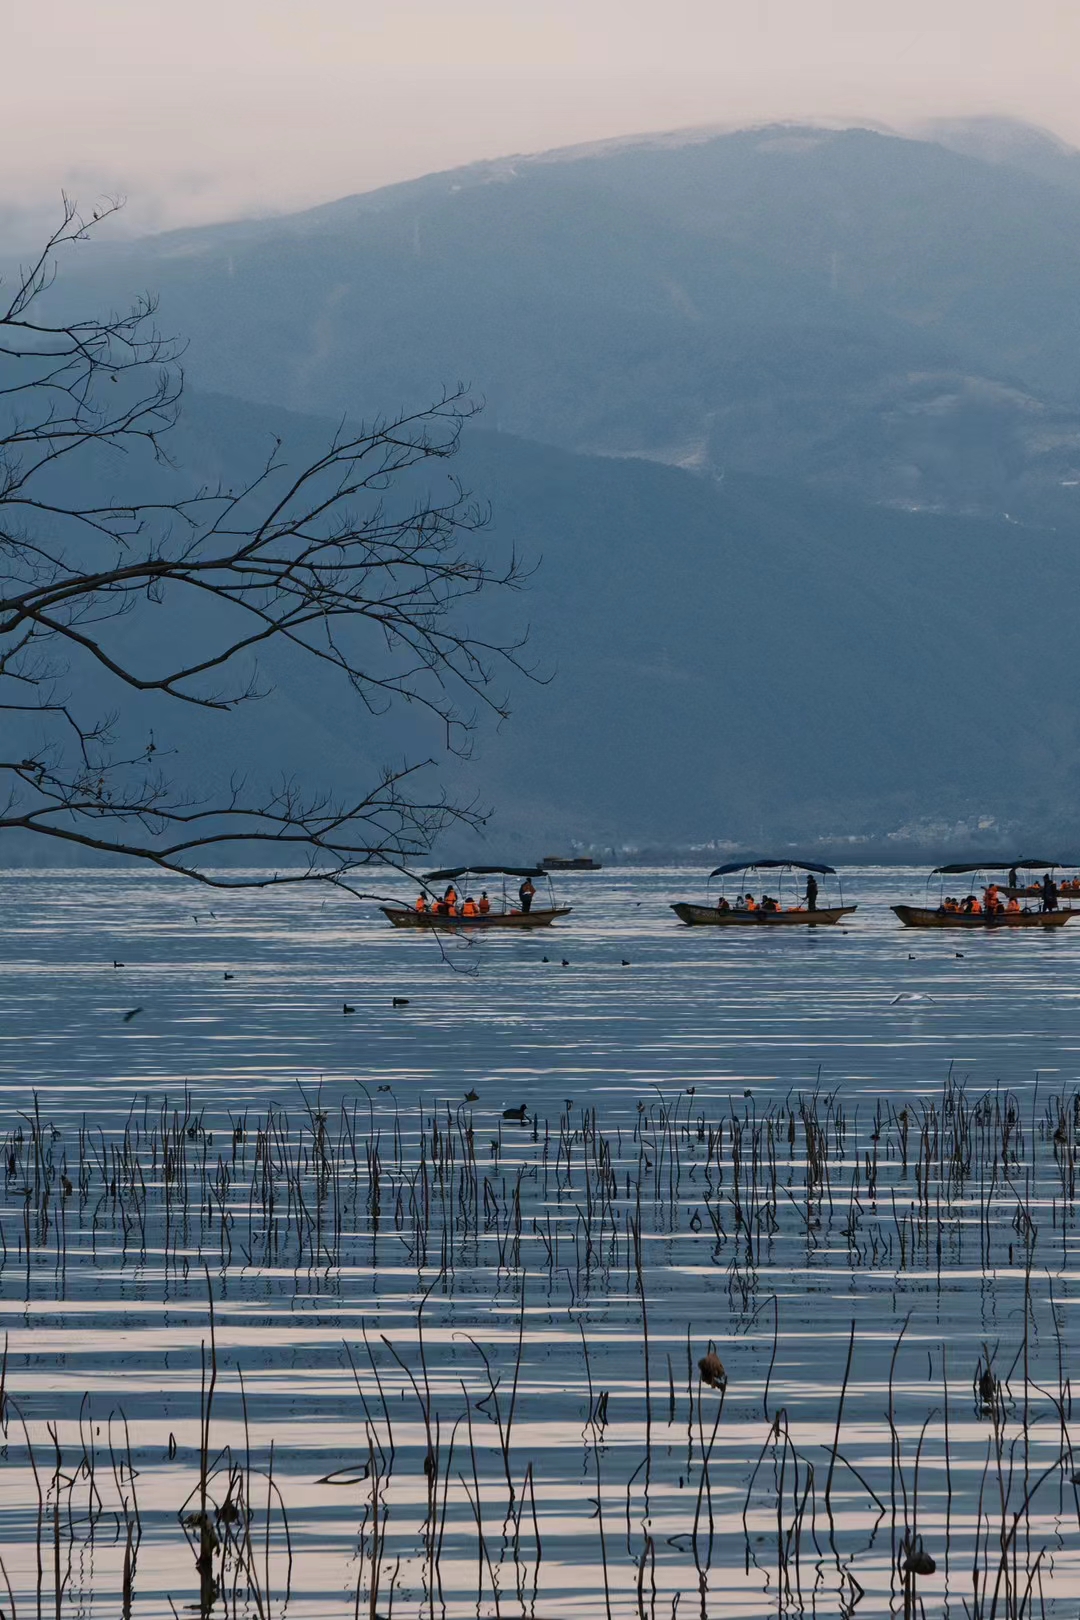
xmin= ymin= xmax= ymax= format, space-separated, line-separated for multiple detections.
xmin=0 ymin=864 xmax=1078 ymax=1617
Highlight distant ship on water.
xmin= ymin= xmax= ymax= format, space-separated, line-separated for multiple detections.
xmin=541 ymin=855 xmax=602 ymax=871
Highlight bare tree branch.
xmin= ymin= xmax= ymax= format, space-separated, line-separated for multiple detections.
xmin=0 ymin=202 xmax=538 ymax=887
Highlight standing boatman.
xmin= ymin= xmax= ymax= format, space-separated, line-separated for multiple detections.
xmin=518 ymin=875 xmax=537 ymax=914
xmin=805 ymin=872 xmax=818 ymax=912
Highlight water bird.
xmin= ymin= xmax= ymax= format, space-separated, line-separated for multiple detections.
xmin=392 ymin=997 xmax=409 ymax=1007
xmin=343 ymin=1002 xmax=356 ymax=1014
xmin=502 ymin=1105 xmax=528 ymax=1123
xmin=743 ymin=1088 xmax=752 ymax=1097
xmin=541 ymin=956 xmax=549 ymax=963
xmin=903 ymin=1542 xmax=936 ymax=1576
xmin=621 ymin=958 xmax=631 ymax=966
xmin=560 ymin=958 xmax=570 ymax=967
xmin=223 ymin=972 xmax=234 ymax=980
xmin=377 ymin=1085 xmax=392 ymax=1093
xmin=464 ymin=1089 xmax=479 ymax=1101
xmin=908 ymin=953 xmax=916 ymax=960
xmin=955 ymin=952 xmax=965 ymax=958
xmin=698 ymin=1346 xmax=727 ymax=1390
xmin=122 ymin=1007 xmax=143 ymax=1023
xmin=112 ymin=960 xmax=124 ymax=968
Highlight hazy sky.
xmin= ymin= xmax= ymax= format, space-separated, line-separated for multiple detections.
xmin=4 ymin=0 xmax=1078 ymax=239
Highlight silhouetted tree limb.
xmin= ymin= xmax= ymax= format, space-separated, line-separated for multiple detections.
xmin=0 ymin=199 xmax=533 ymax=887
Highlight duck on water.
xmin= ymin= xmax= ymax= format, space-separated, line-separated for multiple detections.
xmin=671 ymin=859 xmax=857 ymax=926
xmin=893 ymin=859 xmax=1075 ymax=929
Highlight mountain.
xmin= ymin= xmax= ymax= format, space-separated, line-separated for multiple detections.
xmin=915 ymin=117 xmax=1080 ymax=197
xmin=33 ymin=121 xmax=1080 ymax=519
xmin=6 ymin=387 xmax=1079 ymax=864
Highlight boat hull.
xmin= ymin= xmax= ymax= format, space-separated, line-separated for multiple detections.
xmin=381 ymin=906 xmax=572 ymax=931
xmin=892 ymin=905 xmax=1073 ymax=930
xmin=671 ymin=903 xmax=857 ymax=927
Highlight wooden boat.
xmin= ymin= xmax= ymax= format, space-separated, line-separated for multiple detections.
xmin=380 ymin=863 xmax=572 ymax=931
xmin=672 ymin=901 xmax=856 ymax=927
xmin=671 ymin=858 xmax=856 ymax=927
xmin=381 ymin=904 xmax=571 ymax=931
xmin=892 ymin=904 xmax=1072 ymax=930
xmin=894 ymin=858 xmax=1075 ymax=928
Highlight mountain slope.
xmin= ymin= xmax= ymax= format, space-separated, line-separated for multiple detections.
xmin=7 ymin=388 xmax=1077 ymax=863
xmin=38 ymin=123 xmax=1080 ymax=517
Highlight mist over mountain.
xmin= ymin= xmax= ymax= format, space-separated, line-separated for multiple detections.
xmin=6 ymin=120 xmax=1080 ymax=860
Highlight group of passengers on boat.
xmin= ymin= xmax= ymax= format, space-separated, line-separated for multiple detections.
xmin=936 ymin=875 xmax=1059 ymax=918
xmin=717 ymin=872 xmax=821 ymax=915
xmin=414 ymin=877 xmax=538 ymax=918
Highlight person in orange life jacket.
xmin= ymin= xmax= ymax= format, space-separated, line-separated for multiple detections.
xmin=1006 ymin=895 xmax=1021 ymax=914
xmin=478 ymin=892 xmax=491 ymax=914
xmin=745 ymin=894 xmax=758 ymax=911
xmin=444 ymin=884 xmax=458 ymax=913
xmin=415 ymin=893 xmax=428 ymax=913
xmin=462 ymin=897 xmax=478 ymax=917
xmin=518 ymin=877 xmax=536 ymax=914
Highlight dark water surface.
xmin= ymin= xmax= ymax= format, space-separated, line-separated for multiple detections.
xmin=0 ymin=865 xmax=1078 ymax=1616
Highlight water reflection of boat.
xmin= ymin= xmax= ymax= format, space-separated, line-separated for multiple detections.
xmin=671 ymin=859 xmax=857 ymax=926
xmin=893 ymin=860 xmax=1075 ymax=928
xmin=380 ymin=865 xmax=572 ymax=930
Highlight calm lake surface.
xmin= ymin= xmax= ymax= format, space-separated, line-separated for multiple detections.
xmin=1 ymin=864 xmax=1078 ymax=1617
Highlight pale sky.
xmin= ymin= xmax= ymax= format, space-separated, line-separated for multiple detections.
xmin=3 ymin=0 xmax=1078 ymax=240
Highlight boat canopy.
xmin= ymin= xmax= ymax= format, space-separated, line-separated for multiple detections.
xmin=931 ymin=859 xmax=1059 ymax=875
xmin=710 ymin=859 xmax=836 ymax=878
xmin=423 ymin=865 xmax=546 ymax=881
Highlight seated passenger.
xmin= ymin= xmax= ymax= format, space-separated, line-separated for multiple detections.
xmin=478 ymin=891 xmax=491 ymax=914
xmin=415 ymin=893 xmax=428 ymax=913
xmin=745 ymin=893 xmax=758 ymax=911
xmin=734 ymin=894 xmax=748 ymax=911
xmin=462 ymin=897 xmax=478 ymax=916
xmin=716 ymin=896 xmax=731 ymax=912
xmin=970 ymin=896 xmax=983 ymax=915
xmin=1006 ymin=896 xmax=1021 ymax=913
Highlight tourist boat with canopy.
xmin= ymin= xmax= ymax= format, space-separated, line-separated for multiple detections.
xmin=892 ymin=860 xmax=1074 ymax=929
xmin=670 ymin=859 xmax=857 ymax=926
xmin=997 ymin=860 xmax=1080 ymax=902
xmin=380 ymin=866 xmax=572 ymax=930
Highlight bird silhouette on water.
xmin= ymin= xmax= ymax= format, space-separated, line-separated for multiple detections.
xmin=223 ymin=972 xmax=234 ymax=981
xmin=621 ymin=959 xmax=631 ymax=966
xmin=392 ymin=997 xmax=409 ymax=1007
xmin=560 ymin=958 xmax=570 ymax=967
xmin=698 ymin=1345 xmax=727 ymax=1390
xmin=502 ymin=1105 xmax=528 ymax=1123
xmin=112 ymin=961 xmax=124 ymax=968
xmin=541 ymin=956 xmax=549 ymax=963
xmin=464 ymin=1089 xmax=479 ymax=1102
xmin=122 ymin=1008 xmax=143 ymax=1023
xmin=343 ymin=1002 xmax=356 ymax=1015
